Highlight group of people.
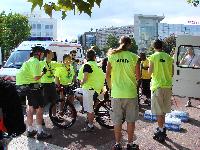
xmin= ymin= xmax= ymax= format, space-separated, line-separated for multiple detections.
xmin=13 ymin=35 xmax=175 ymax=150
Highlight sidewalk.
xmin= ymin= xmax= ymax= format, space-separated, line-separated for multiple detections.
xmin=7 ymin=96 xmax=200 ymax=150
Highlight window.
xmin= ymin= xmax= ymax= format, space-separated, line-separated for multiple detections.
xmin=177 ymin=45 xmax=200 ymax=69
xmin=45 ymin=25 xmax=49 ymax=29
xmin=32 ymin=24 xmax=36 ymax=29
xmin=37 ymin=32 xmax=41 ymax=36
xmin=46 ymin=32 xmax=50 ymax=36
xmin=50 ymin=25 xmax=53 ymax=29
xmin=37 ymin=24 xmax=41 ymax=29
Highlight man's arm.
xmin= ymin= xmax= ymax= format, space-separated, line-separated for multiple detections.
xmin=106 ymin=62 xmax=112 ymax=89
xmin=135 ymin=62 xmax=140 ymax=81
xmin=148 ymin=60 xmax=154 ymax=76
xmin=81 ymin=72 xmax=89 ymax=85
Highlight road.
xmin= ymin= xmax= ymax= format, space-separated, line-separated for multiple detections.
xmin=7 ymin=97 xmax=200 ymax=150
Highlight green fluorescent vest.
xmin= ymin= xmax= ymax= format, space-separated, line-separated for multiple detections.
xmin=79 ymin=61 xmax=105 ymax=94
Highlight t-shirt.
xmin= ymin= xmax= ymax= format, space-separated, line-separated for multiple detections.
xmin=54 ymin=65 xmax=75 ymax=85
xmin=149 ymin=51 xmax=174 ymax=92
xmin=40 ymin=60 xmax=62 ymax=83
xmin=183 ymin=55 xmax=200 ymax=67
xmin=16 ymin=57 xmax=41 ymax=85
xmin=141 ymin=59 xmax=151 ymax=79
xmin=108 ymin=51 xmax=138 ymax=98
xmin=83 ymin=64 xmax=93 ymax=73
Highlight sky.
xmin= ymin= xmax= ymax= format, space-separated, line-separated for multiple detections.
xmin=1 ymin=0 xmax=200 ymax=41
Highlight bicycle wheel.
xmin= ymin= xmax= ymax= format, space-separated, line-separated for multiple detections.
xmin=95 ymin=100 xmax=114 ymax=129
xmin=49 ymin=100 xmax=77 ymax=129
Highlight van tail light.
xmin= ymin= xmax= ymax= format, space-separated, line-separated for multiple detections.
xmin=3 ymin=76 xmax=16 ymax=82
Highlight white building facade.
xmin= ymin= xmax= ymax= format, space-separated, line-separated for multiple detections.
xmin=24 ymin=13 xmax=57 ymax=40
xmin=96 ymin=25 xmax=134 ymax=49
xmin=158 ymin=23 xmax=200 ymax=39
xmin=134 ymin=14 xmax=164 ymax=50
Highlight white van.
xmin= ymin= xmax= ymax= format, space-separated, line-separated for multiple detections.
xmin=0 ymin=41 xmax=84 ymax=82
xmin=172 ymin=35 xmax=200 ymax=102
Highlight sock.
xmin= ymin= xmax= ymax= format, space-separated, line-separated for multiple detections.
xmin=37 ymin=125 xmax=43 ymax=134
xmin=88 ymin=123 xmax=93 ymax=128
xmin=27 ymin=126 xmax=34 ymax=132
xmin=159 ymin=127 xmax=164 ymax=132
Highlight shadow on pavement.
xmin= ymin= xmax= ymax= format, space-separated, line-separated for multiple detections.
xmin=164 ymin=138 xmax=191 ymax=150
xmin=43 ymin=114 xmax=114 ymax=149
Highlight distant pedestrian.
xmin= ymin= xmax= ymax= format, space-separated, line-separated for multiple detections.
xmin=139 ymin=52 xmax=151 ymax=105
xmin=106 ymin=36 xmax=140 ymax=150
xmin=148 ymin=39 xmax=173 ymax=142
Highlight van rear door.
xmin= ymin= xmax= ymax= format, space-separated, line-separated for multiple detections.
xmin=173 ymin=35 xmax=200 ymax=99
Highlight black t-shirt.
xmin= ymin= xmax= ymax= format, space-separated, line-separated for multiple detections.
xmin=83 ymin=64 xmax=93 ymax=73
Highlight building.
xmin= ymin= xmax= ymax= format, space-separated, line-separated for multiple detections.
xmin=79 ymin=32 xmax=96 ymax=50
xmin=158 ymin=23 xmax=200 ymax=39
xmin=96 ymin=25 xmax=134 ymax=49
xmin=134 ymin=14 xmax=164 ymax=50
xmin=24 ymin=13 xmax=57 ymax=40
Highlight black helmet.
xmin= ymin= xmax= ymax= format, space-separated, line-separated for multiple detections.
xmin=31 ymin=46 xmax=45 ymax=53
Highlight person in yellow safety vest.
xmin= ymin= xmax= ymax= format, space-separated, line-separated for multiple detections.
xmin=54 ymin=54 xmax=75 ymax=116
xmin=78 ymin=49 xmax=105 ymax=132
xmin=139 ymin=52 xmax=151 ymax=105
xmin=16 ymin=46 xmax=52 ymax=140
xmin=40 ymin=49 xmax=62 ymax=122
xmin=149 ymin=39 xmax=173 ymax=142
xmin=106 ymin=36 xmax=140 ymax=150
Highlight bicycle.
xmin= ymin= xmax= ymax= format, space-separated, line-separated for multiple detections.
xmin=49 ymin=86 xmax=115 ymax=129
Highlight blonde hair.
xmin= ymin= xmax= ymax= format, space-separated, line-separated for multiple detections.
xmin=107 ymin=36 xmax=131 ymax=56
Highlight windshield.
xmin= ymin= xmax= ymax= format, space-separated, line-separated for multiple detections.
xmin=4 ymin=50 xmax=31 ymax=68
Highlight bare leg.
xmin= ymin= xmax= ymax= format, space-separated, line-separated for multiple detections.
xmin=157 ymin=115 xmax=165 ymax=128
xmin=127 ymin=122 xmax=135 ymax=143
xmin=114 ymin=124 xmax=122 ymax=143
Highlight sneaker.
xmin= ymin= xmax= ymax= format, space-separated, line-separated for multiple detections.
xmin=27 ymin=130 xmax=37 ymax=138
xmin=52 ymin=116 xmax=64 ymax=123
xmin=81 ymin=126 xmax=94 ymax=132
xmin=126 ymin=144 xmax=139 ymax=150
xmin=113 ymin=144 xmax=122 ymax=150
xmin=36 ymin=132 xmax=52 ymax=140
xmin=153 ymin=129 xmax=166 ymax=143
xmin=156 ymin=127 xmax=167 ymax=137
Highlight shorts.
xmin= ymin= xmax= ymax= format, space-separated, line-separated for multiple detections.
xmin=83 ymin=89 xmax=95 ymax=113
xmin=151 ymin=88 xmax=172 ymax=115
xmin=111 ymin=98 xmax=139 ymax=125
xmin=27 ymin=85 xmax=44 ymax=109
xmin=42 ymin=83 xmax=58 ymax=105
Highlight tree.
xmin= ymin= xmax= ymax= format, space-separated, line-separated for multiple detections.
xmin=91 ymin=45 xmax=102 ymax=57
xmin=187 ymin=0 xmax=199 ymax=6
xmin=28 ymin=0 xmax=102 ymax=19
xmin=163 ymin=34 xmax=176 ymax=54
xmin=129 ymin=38 xmax=138 ymax=54
xmin=106 ymin=34 xmax=119 ymax=48
xmin=0 ymin=12 xmax=31 ymax=60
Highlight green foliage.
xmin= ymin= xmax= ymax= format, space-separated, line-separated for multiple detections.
xmin=0 ymin=12 xmax=31 ymax=60
xmin=187 ymin=0 xmax=199 ymax=6
xmin=106 ymin=34 xmax=119 ymax=48
xmin=28 ymin=0 xmax=102 ymax=19
xmin=163 ymin=34 xmax=176 ymax=54
xmin=91 ymin=45 xmax=102 ymax=57
xmin=129 ymin=38 xmax=138 ymax=54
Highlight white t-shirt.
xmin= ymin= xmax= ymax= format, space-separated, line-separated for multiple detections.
xmin=184 ymin=55 xmax=200 ymax=67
